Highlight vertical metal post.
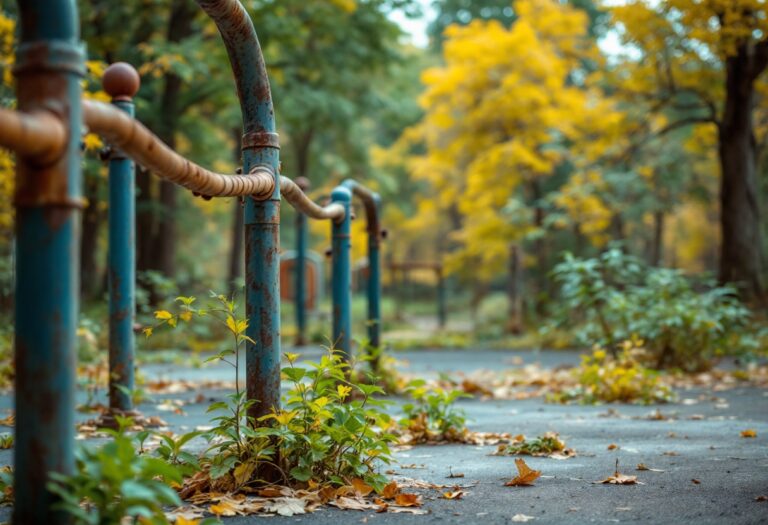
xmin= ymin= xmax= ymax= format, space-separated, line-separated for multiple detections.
xmin=294 ymin=177 xmax=310 ymax=346
xmin=331 ymin=186 xmax=352 ymax=358
xmin=437 ymin=266 xmax=447 ymax=329
xmin=195 ymin=0 xmax=282 ymax=421
xmin=13 ymin=1 xmax=84 ymax=523
xmin=367 ymin=193 xmax=382 ymax=360
xmin=104 ymin=63 xmax=140 ymax=413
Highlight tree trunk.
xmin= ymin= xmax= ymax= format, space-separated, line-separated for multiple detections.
xmin=506 ymin=244 xmax=523 ymax=334
xmin=80 ymin=175 xmax=104 ymax=298
xmin=718 ymin=47 xmax=764 ymax=300
xmin=135 ymin=0 xmax=196 ymax=298
xmin=650 ymin=210 xmax=664 ymax=267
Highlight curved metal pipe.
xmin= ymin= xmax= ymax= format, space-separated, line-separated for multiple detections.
xmin=342 ymin=179 xmax=382 ymax=243
xmin=0 ymin=107 xmax=66 ymax=162
xmin=195 ymin=0 xmax=276 ymax=138
xmin=82 ymin=100 xmax=275 ymax=198
xmin=280 ymin=176 xmax=346 ymax=221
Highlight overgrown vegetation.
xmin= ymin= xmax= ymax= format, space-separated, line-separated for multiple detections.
xmin=548 ymin=343 xmax=675 ymax=405
xmin=398 ymin=379 xmax=470 ymax=443
xmin=551 ymin=248 xmax=756 ymax=371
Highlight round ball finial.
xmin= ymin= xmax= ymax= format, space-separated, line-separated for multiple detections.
xmin=102 ymin=62 xmax=140 ymax=101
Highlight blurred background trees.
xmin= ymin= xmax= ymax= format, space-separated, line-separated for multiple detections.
xmin=1 ymin=0 xmax=767 ymax=343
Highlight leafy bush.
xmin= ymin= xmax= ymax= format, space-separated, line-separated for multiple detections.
xmin=151 ymin=292 xmax=397 ymax=492
xmin=552 ymin=247 xmax=753 ymax=371
xmin=47 ymin=417 xmax=197 ymax=525
xmin=548 ymin=344 xmax=675 ymax=404
xmin=399 ymin=380 xmax=469 ymax=443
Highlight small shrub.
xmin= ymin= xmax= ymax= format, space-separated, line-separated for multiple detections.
xmin=495 ymin=432 xmax=574 ymax=458
xmin=47 ymin=417 xmax=200 ymax=525
xmin=548 ymin=343 xmax=675 ymax=404
xmin=399 ymin=380 xmax=470 ymax=443
xmin=552 ymin=247 xmax=754 ymax=371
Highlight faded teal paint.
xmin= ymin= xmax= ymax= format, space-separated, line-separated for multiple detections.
xmin=367 ymin=193 xmax=382 ymax=350
xmin=13 ymin=1 xmax=84 ymax=523
xmin=331 ymin=186 xmax=352 ymax=359
xmin=195 ymin=0 xmax=282 ymax=420
xmin=295 ymin=211 xmax=308 ymax=345
xmin=107 ymin=98 xmax=136 ymax=413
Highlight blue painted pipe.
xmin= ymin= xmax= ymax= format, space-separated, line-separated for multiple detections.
xmin=196 ymin=0 xmax=282 ymax=420
xmin=14 ymin=1 xmax=84 ymax=523
xmin=367 ymin=193 xmax=382 ymax=351
xmin=331 ymin=186 xmax=352 ymax=359
xmin=107 ymin=98 xmax=136 ymax=413
xmin=295 ymin=211 xmax=307 ymax=346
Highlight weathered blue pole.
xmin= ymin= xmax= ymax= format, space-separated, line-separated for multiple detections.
xmin=196 ymin=0 xmax=281 ymax=420
xmin=104 ymin=63 xmax=140 ymax=413
xmin=294 ymin=177 xmax=310 ymax=346
xmin=331 ymin=186 xmax=352 ymax=358
xmin=437 ymin=266 xmax=447 ymax=329
xmin=367 ymin=193 xmax=382 ymax=352
xmin=13 ymin=0 xmax=84 ymax=522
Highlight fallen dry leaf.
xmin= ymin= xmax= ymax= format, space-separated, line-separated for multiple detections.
xmin=442 ymin=490 xmax=464 ymax=500
xmin=755 ymin=495 xmax=767 ymax=502
xmin=394 ymin=493 xmax=422 ymax=507
xmin=597 ymin=460 xmax=642 ymax=485
xmin=505 ymin=458 xmax=541 ymax=487
xmin=264 ymin=497 xmax=306 ymax=516
xmin=607 ymin=443 xmax=619 ymax=451
xmin=691 ymin=479 xmax=701 ymax=485
xmin=636 ymin=463 xmax=664 ymax=472
xmin=740 ymin=429 xmax=757 ymax=438
xmin=351 ymin=478 xmax=374 ymax=497
xmin=381 ymin=481 xmax=399 ymax=500
xmin=512 ymin=513 xmax=535 ymax=522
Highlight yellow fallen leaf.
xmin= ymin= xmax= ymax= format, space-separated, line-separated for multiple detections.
xmin=351 ymin=478 xmax=373 ymax=497
xmin=394 ymin=493 xmax=422 ymax=507
xmin=636 ymin=463 xmax=664 ymax=472
xmin=741 ymin=429 xmax=757 ymax=438
xmin=505 ymin=458 xmax=541 ymax=487
xmin=442 ymin=490 xmax=464 ymax=500
xmin=381 ymin=481 xmax=399 ymax=499
xmin=607 ymin=443 xmax=619 ymax=451
xmin=209 ymin=502 xmax=237 ymax=516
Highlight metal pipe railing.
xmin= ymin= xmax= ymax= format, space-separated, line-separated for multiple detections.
xmin=12 ymin=0 xmax=85 ymax=523
xmin=0 ymin=107 xmax=66 ymax=162
xmin=281 ymin=176 xmax=346 ymax=221
xmin=2 ymin=0 xmax=385 ymax=515
xmin=342 ymin=179 xmax=384 ymax=358
xmin=195 ymin=0 xmax=283 ymax=424
xmin=83 ymin=99 xmax=275 ymax=199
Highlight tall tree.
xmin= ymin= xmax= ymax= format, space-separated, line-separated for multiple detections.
xmin=609 ymin=0 xmax=768 ymax=299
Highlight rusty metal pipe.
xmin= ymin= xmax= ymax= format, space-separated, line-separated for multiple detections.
xmin=82 ymin=99 xmax=275 ymax=198
xmin=0 ymin=107 xmax=66 ymax=162
xmin=280 ymin=176 xmax=346 ymax=222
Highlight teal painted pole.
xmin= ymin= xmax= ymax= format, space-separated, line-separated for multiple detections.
xmin=196 ymin=0 xmax=281 ymax=421
xmin=13 ymin=1 xmax=85 ymax=523
xmin=104 ymin=63 xmax=140 ymax=413
xmin=367 ymin=193 xmax=382 ymax=352
xmin=437 ymin=267 xmax=447 ymax=329
xmin=294 ymin=177 xmax=310 ymax=346
xmin=331 ymin=186 xmax=352 ymax=358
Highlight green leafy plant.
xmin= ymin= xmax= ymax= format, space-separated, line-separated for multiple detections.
xmin=495 ymin=432 xmax=573 ymax=458
xmin=47 ymin=416 xmax=189 ymax=525
xmin=551 ymin=247 xmax=754 ymax=371
xmin=151 ymin=292 xmax=397 ymax=492
xmin=548 ymin=343 xmax=675 ymax=405
xmin=263 ymin=350 xmax=396 ymax=490
xmin=399 ymin=379 xmax=470 ymax=443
